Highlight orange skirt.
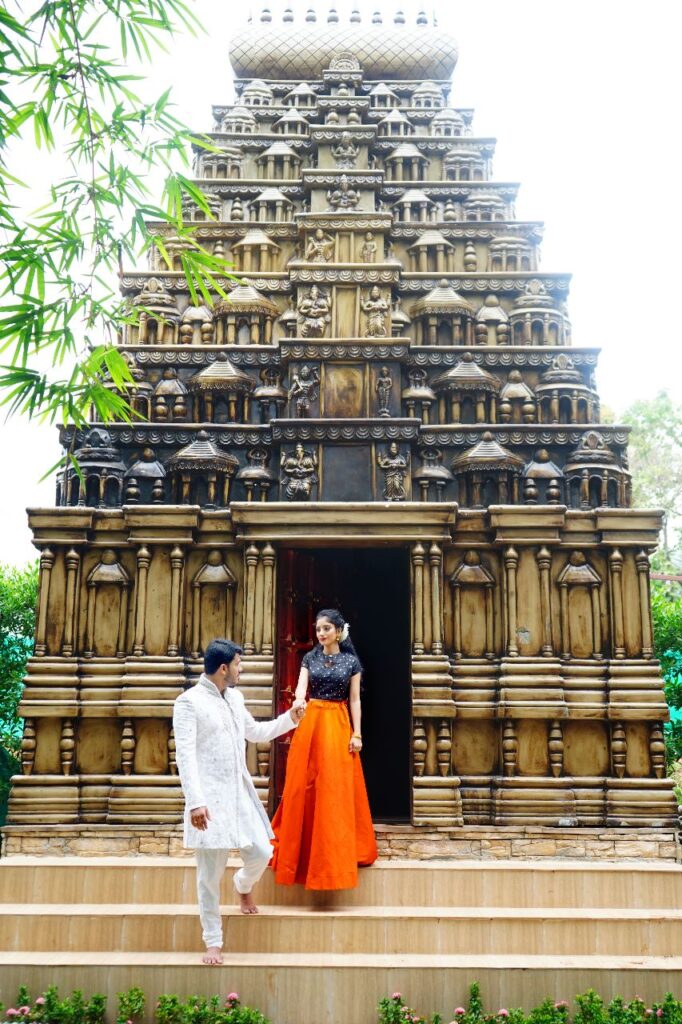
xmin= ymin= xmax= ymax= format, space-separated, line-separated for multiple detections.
xmin=270 ymin=699 xmax=378 ymax=890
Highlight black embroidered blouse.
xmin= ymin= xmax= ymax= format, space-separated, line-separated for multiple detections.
xmin=301 ymin=646 xmax=363 ymax=701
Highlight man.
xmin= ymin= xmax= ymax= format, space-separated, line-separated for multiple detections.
xmin=173 ymin=637 xmax=305 ymax=965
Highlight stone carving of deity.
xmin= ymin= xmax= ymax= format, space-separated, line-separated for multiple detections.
xmin=362 ymin=286 xmax=389 ymax=338
xmin=375 ymin=366 xmax=393 ymax=417
xmin=280 ymin=444 xmax=319 ymax=501
xmin=360 ymin=232 xmax=377 ymax=263
xmin=327 ymin=174 xmax=360 ymax=210
xmin=305 ymin=228 xmax=335 ymax=263
xmin=331 ymin=131 xmax=360 ymax=169
xmin=288 ymin=364 xmax=320 ymax=418
xmin=377 ymin=442 xmax=410 ymax=502
xmin=297 ymin=285 xmax=332 ymax=338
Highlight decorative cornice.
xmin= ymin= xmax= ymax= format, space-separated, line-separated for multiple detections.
xmin=310 ymin=127 xmax=377 ymax=143
xmin=193 ymin=225 xmax=298 ymax=240
xmin=295 ymin=213 xmax=393 ymax=230
xmin=400 ymin=275 xmax=571 ymax=294
xmin=302 ymin=170 xmax=384 ymax=187
xmin=62 ymin=424 xmax=270 ymax=448
xmin=383 ymin=183 xmax=518 ymax=199
xmin=281 ymin=341 xmax=409 ymax=360
xmin=132 ymin=346 xmax=279 ymax=368
xmin=418 ymin=425 xmax=629 ymax=448
xmin=289 ymin=267 xmax=400 ymax=284
xmin=390 ymin=222 xmax=543 ymax=242
xmin=272 ymin=418 xmax=420 ymax=442
xmin=408 ymin=347 xmax=599 ymax=368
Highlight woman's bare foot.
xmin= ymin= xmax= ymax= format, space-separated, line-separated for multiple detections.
xmin=202 ymin=946 xmax=223 ymax=965
xmin=239 ymin=890 xmax=259 ymax=915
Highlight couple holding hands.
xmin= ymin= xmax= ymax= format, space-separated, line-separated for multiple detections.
xmin=173 ymin=608 xmax=378 ymax=965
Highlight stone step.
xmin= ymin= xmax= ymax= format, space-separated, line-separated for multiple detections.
xmin=3 ymin=857 xmax=682 ymax=908
xmin=1 ymin=952 xmax=682 ymax=1024
xmin=2 ymin=904 xmax=682 ymax=956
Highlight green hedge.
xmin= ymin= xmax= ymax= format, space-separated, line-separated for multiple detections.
xmin=5 ymin=984 xmax=682 ymax=1024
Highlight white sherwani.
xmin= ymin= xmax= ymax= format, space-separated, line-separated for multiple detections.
xmin=173 ymin=673 xmax=297 ymax=950
xmin=173 ymin=674 xmax=297 ymax=849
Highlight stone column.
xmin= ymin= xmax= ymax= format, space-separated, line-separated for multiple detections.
xmin=243 ymin=544 xmax=260 ymax=655
xmin=536 ymin=546 xmax=554 ymax=656
xmin=412 ymin=543 xmax=425 ymax=654
xmin=61 ymin=548 xmax=81 ymax=657
xmin=84 ymin=579 xmax=97 ymax=658
xmin=132 ymin=545 xmax=151 ymax=656
xmin=262 ymin=543 xmax=276 ymax=656
xmin=609 ymin=548 xmax=625 ymax=659
xmin=504 ymin=545 xmax=519 ymax=657
xmin=429 ymin=543 xmax=443 ymax=655
xmin=635 ymin=549 xmax=654 ymax=658
xmin=35 ymin=547 xmax=55 ymax=657
xmin=167 ymin=546 xmax=184 ymax=657
xmin=452 ymin=582 xmax=461 ymax=658
xmin=117 ymin=581 xmax=130 ymax=658
xmin=559 ymin=581 xmax=570 ymax=658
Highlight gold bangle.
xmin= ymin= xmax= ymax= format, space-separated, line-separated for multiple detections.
xmin=352 ymin=733 xmax=362 ymax=740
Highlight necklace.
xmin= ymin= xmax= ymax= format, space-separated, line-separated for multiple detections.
xmin=323 ymin=648 xmax=339 ymax=668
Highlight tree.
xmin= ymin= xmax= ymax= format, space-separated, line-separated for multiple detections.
xmin=622 ymin=391 xmax=682 ymax=564
xmin=0 ymin=0 xmax=234 ymax=446
xmin=0 ymin=561 xmax=38 ymax=822
xmin=650 ymin=582 xmax=682 ymax=775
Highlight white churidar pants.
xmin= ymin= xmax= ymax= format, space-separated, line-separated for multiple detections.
xmin=195 ymin=822 xmax=272 ymax=949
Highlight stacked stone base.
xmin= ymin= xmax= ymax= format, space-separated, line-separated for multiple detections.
xmin=2 ymin=823 xmax=679 ymax=860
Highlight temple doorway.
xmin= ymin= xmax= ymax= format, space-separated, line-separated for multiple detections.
xmin=274 ymin=546 xmax=412 ymax=822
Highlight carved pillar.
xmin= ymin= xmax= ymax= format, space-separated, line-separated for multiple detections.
xmin=504 ymin=545 xmax=519 ymax=656
xmin=132 ymin=546 xmax=151 ymax=656
xmin=452 ymin=582 xmax=462 ymax=658
xmin=243 ymin=543 xmax=260 ymax=655
xmin=412 ymin=543 xmax=425 ymax=654
xmin=609 ymin=549 xmax=625 ymax=659
xmin=536 ymin=546 xmax=554 ymax=656
xmin=413 ymin=719 xmax=427 ymax=777
xmin=61 ymin=548 xmax=81 ymax=657
xmin=257 ymin=743 xmax=270 ymax=778
xmin=650 ymin=723 xmax=666 ymax=779
xmin=611 ymin=722 xmax=627 ymax=779
xmin=84 ymin=578 xmax=97 ymax=658
xmin=635 ymin=550 xmax=654 ymax=658
xmin=168 ymin=546 xmax=184 ymax=657
xmin=502 ymin=719 xmax=517 ymax=777
xmin=35 ymin=547 xmax=55 ymax=657
xmin=121 ymin=720 xmax=135 ymax=776
xmin=590 ymin=582 xmax=602 ymax=658
xmin=254 ymin=546 xmax=265 ymax=654
xmin=262 ymin=543 xmax=276 ymax=656
xmin=436 ymin=720 xmax=451 ymax=777
xmin=21 ymin=719 xmax=36 ymax=776
xmin=117 ymin=581 xmax=130 ymax=658
xmin=191 ymin=582 xmax=202 ymax=659
xmin=549 ymin=720 xmax=563 ymax=778
xmin=429 ymin=543 xmax=443 ymax=655
xmin=168 ymin=726 xmax=177 ymax=776
xmin=60 ymin=719 xmax=76 ymax=776
xmin=484 ymin=584 xmax=494 ymax=658
xmin=559 ymin=582 xmax=570 ymax=658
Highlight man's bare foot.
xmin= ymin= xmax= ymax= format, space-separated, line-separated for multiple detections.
xmin=238 ymin=890 xmax=259 ymax=915
xmin=202 ymin=946 xmax=223 ymax=965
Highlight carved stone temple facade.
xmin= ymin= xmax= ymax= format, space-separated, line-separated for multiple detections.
xmin=5 ymin=10 xmax=678 ymax=856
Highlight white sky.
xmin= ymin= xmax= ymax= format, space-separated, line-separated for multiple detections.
xmin=1 ymin=0 xmax=680 ymax=566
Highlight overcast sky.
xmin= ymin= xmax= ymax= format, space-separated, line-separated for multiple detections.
xmin=1 ymin=0 xmax=680 ymax=566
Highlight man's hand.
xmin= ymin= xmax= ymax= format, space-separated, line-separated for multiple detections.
xmin=291 ymin=699 xmax=306 ymax=723
xmin=190 ymin=806 xmax=211 ymax=831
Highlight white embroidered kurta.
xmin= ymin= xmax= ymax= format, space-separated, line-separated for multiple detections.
xmin=173 ymin=674 xmax=296 ymax=850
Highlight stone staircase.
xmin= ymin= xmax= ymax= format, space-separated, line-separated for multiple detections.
xmin=1 ymin=857 xmax=682 ymax=1023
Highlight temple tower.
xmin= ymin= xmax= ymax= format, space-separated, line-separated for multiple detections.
xmin=5 ymin=9 xmax=677 ymax=853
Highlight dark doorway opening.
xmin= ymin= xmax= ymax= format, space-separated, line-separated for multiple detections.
xmin=275 ymin=546 xmax=411 ymax=823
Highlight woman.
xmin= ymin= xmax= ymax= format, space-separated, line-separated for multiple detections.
xmin=271 ymin=608 xmax=378 ymax=889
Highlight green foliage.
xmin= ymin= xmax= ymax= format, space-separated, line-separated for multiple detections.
xmin=650 ymin=581 xmax=682 ymax=766
xmin=622 ymin=392 xmax=682 ymax=561
xmin=377 ymin=992 xmax=441 ymax=1024
xmin=3 ymin=985 xmax=107 ymax=1024
xmin=117 ymin=988 xmax=145 ymax=1024
xmin=0 ymin=0 xmax=236 ymax=437
xmin=0 ymin=560 xmax=38 ymax=822
xmin=154 ymin=993 xmax=270 ymax=1024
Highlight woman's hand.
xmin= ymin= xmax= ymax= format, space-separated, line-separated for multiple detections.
xmin=349 ymin=734 xmax=363 ymax=754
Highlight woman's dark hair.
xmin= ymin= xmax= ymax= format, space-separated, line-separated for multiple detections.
xmin=204 ymin=638 xmax=242 ymax=675
xmin=315 ymin=608 xmax=361 ymax=666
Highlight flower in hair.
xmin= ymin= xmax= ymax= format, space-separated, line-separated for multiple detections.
xmin=340 ymin=622 xmax=350 ymax=642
